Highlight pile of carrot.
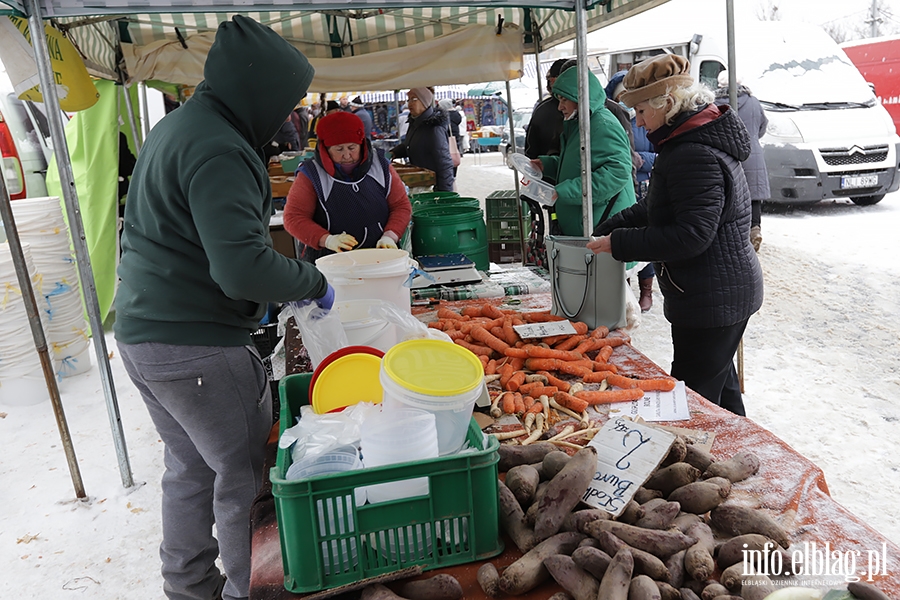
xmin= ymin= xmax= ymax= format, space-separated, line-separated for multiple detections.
xmin=430 ymin=303 xmax=677 ymax=419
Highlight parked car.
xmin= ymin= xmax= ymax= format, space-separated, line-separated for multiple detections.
xmin=500 ymin=106 xmax=533 ymax=159
xmin=0 ymin=92 xmax=53 ymax=202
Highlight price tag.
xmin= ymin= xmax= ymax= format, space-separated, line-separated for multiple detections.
xmin=512 ymin=320 xmax=577 ymax=339
xmin=582 ymin=417 xmax=675 ymax=517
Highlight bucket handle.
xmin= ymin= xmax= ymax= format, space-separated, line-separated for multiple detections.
xmin=551 ymin=246 xmax=593 ymax=319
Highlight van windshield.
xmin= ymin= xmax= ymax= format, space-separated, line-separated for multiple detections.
xmin=738 ymin=24 xmax=875 ymax=107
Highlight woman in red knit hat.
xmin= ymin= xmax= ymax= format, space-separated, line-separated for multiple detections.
xmin=284 ymin=111 xmax=412 ymax=261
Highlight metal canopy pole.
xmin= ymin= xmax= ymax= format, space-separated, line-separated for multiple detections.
xmin=575 ymin=0 xmax=593 ymax=236
xmin=139 ymin=82 xmax=151 ymax=142
xmin=121 ymin=84 xmax=143 ymax=154
xmin=726 ymin=0 xmax=737 ymax=110
xmin=25 ymin=0 xmax=134 ymax=489
xmin=1 ymin=168 xmax=86 ymax=500
xmin=506 ymin=80 xmax=525 ymax=266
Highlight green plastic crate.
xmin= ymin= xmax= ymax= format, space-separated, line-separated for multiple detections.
xmin=486 ymin=190 xmax=530 ymax=221
xmin=271 ymin=373 xmax=503 ymax=594
xmin=487 ymin=218 xmax=524 ymax=243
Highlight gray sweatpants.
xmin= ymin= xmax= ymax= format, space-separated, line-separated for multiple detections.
xmin=119 ymin=342 xmax=272 ymax=600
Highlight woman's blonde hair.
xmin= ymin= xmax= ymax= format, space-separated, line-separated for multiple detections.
xmin=647 ymin=82 xmax=715 ymax=125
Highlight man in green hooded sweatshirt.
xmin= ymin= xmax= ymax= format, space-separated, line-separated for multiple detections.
xmin=114 ymin=16 xmax=330 ymax=600
xmin=531 ymin=66 xmax=636 ymax=235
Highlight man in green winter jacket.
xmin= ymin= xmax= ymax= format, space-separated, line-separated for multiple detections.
xmin=114 ymin=16 xmax=331 ymax=600
xmin=534 ymin=66 xmax=635 ymax=236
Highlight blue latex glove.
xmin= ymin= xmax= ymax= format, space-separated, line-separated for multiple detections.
xmin=314 ymin=283 xmax=335 ymax=311
xmin=288 ymin=283 xmax=335 ymax=312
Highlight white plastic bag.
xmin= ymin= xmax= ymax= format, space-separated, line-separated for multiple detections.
xmin=287 ymin=302 xmax=349 ymax=369
xmin=279 ymin=401 xmax=382 ymax=464
xmin=367 ymin=302 xmax=453 ymax=343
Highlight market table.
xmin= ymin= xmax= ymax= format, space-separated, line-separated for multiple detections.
xmin=249 ymin=295 xmax=900 ymax=599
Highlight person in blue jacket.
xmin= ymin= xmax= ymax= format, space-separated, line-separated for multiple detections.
xmin=606 ymin=70 xmax=658 ymax=312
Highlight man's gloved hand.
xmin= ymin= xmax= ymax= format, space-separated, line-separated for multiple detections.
xmin=376 ymin=235 xmax=398 ymax=249
xmin=314 ymin=283 xmax=335 ymax=311
xmin=324 ymin=232 xmax=358 ymax=252
xmin=288 ymin=283 xmax=335 ymax=313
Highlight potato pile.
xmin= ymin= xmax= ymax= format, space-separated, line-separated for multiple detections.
xmin=483 ymin=440 xmax=809 ymax=600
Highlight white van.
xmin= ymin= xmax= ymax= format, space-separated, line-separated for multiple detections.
xmin=592 ymin=9 xmax=900 ymax=206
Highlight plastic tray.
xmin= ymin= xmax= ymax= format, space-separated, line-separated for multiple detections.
xmin=506 ymin=152 xmax=544 ymax=180
xmin=271 ymin=373 xmax=503 ymax=593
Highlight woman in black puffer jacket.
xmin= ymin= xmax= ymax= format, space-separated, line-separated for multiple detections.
xmin=391 ymin=87 xmax=455 ymax=191
xmin=588 ymin=54 xmax=763 ymax=416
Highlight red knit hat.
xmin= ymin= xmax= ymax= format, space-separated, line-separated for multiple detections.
xmin=316 ymin=111 xmax=365 ymax=147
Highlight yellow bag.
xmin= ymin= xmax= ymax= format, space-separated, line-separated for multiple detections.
xmin=8 ymin=16 xmax=99 ymax=112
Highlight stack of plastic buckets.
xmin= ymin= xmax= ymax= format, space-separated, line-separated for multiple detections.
xmin=10 ymin=197 xmax=92 ymax=378
xmin=0 ymin=243 xmax=50 ymax=406
xmin=316 ymin=249 xmax=417 ymax=350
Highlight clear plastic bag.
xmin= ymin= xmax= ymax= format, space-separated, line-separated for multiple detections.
xmin=367 ymin=302 xmax=453 ymax=343
xmin=287 ymin=303 xmax=349 ymax=369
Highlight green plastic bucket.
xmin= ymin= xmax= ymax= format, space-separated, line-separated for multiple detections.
xmin=412 ymin=206 xmax=489 ymax=271
xmin=410 ymin=192 xmax=479 ymax=216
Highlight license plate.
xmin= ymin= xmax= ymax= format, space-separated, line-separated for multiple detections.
xmin=841 ymin=174 xmax=878 ymax=189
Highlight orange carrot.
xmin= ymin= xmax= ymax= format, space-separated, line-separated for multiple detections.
xmin=453 ymin=338 xmax=493 ymax=356
xmin=574 ymin=388 xmax=645 ymax=405
xmin=501 ymin=391 xmax=516 ymax=414
xmin=509 ymin=356 xmax=526 ymax=371
xmin=607 ymin=373 xmax=640 ymax=389
xmin=503 ymin=347 xmax=529 ymax=358
xmin=526 ymin=401 xmax=544 ymax=414
xmin=590 ymin=325 xmax=610 ymax=339
xmin=461 ymin=306 xmax=483 ymax=318
xmin=445 ymin=330 xmax=466 ymax=341
xmin=481 ymin=303 xmax=504 ymax=320
xmin=523 ymin=395 xmax=536 ymax=410
xmin=557 ymin=362 xmax=593 ymax=378
xmin=471 ymin=325 xmax=510 ymax=353
xmin=573 ymin=338 xmax=601 ymax=355
xmin=498 ymin=363 xmax=515 ymax=388
xmin=582 ymin=370 xmax=615 ymax=384
xmin=506 ymin=370 xmax=527 ymax=392
xmin=502 ymin=319 xmax=519 ymax=346
xmin=553 ymin=391 xmax=589 ymax=413
xmin=572 ymin=321 xmax=589 ymax=335
xmin=517 ymin=381 xmax=545 ymax=397
xmin=484 ymin=359 xmax=498 ymax=376
xmin=513 ymin=392 xmax=526 ymax=415
xmin=437 ymin=308 xmax=467 ymax=321
xmin=598 ymin=345 xmax=614 ymax=362
xmin=478 ymin=354 xmax=489 ymax=368
xmin=526 ymin=358 xmax=592 ymax=377
xmin=427 ymin=320 xmax=445 ymax=330
xmin=555 ymin=335 xmax=586 ymax=352
xmin=594 ymin=337 xmax=628 ymax=348
xmin=592 ymin=361 xmax=618 ymax=374
xmin=538 ymin=371 xmax=571 ymax=393
xmin=523 ymin=311 xmax=567 ymax=323
xmin=634 ymin=378 xmax=677 ymax=392
xmin=524 ymin=345 xmax=583 ymax=362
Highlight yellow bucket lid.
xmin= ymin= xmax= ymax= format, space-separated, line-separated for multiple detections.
xmin=312 ymin=353 xmax=383 ymax=413
xmin=382 ymin=339 xmax=483 ymax=396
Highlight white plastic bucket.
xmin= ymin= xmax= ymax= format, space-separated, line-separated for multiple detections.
xmin=379 ymin=340 xmax=484 ymax=456
xmin=333 ymin=299 xmax=398 ymax=353
xmin=0 ymin=362 xmax=47 ymax=407
xmin=360 ymin=408 xmax=438 ymax=503
xmin=315 ymin=249 xmax=415 ymax=313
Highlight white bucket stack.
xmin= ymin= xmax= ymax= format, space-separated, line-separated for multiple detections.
xmin=9 ymin=197 xmax=92 ymax=378
xmin=0 ymin=242 xmax=50 ymax=406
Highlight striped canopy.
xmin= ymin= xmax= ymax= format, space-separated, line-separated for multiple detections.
xmin=12 ymin=0 xmax=671 ymax=85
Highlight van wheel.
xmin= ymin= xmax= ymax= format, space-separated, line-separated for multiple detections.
xmin=851 ymin=194 xmax=884 ymax=206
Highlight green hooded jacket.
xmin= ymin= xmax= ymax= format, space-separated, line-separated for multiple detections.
xmin=115 ymin=16 xmax=326 ymax=347
xmin=541 ymin=68 xmax=636 ymax=236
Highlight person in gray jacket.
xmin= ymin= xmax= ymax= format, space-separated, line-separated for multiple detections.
xmin=715 ymin=70 xmax=770 ymax=252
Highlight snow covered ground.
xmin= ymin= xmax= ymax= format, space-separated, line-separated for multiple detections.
xmin=2 ymin=152 xmax=899 ymax=597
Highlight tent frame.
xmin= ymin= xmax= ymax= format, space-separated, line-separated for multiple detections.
xmin=4 ymin=0 xmax=739 ymax=496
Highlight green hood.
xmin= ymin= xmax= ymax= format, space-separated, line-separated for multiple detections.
xmin=551 ymin=68 xmax=607 ymax=114
xmin=199 ymin=14 xmax=315 ymax=148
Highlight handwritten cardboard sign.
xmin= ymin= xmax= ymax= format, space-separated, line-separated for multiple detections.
xmin=513 ymin=321 xmax=577 ymax=339
xmin=583 ymin=417 xmax=676 ymax=517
